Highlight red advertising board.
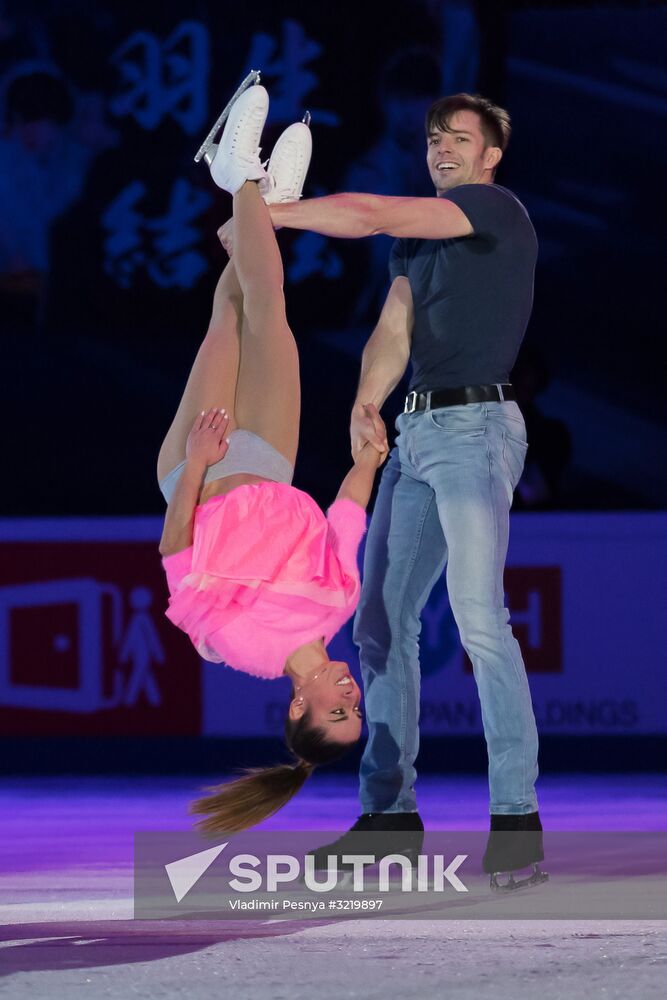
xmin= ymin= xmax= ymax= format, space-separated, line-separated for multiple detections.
xmin=0 ymin=536 xmax=201 ymax=735
xmin=465 ymin=566 xmax=562 ymax=674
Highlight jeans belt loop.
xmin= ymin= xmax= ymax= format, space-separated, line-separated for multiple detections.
xmin=405 ymin=390 xmax=418 ymax=414
xmin=497 ymin=383 xmax=505 ymax=403
xmin=425 ymin=390 xmax=433 ymax=411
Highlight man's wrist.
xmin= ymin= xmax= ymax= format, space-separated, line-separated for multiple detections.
xmin=268 ymin=204 xmax=287 ymax=229
xmin=354 ymin=391 xmax=386 ymax=411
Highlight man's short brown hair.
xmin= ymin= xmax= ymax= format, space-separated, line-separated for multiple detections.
xmin=426 ymin=93 xmax=511 ymax=152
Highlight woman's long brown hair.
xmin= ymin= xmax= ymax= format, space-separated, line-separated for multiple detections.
xmin=190 ymin=709 xmax=354 ymax=836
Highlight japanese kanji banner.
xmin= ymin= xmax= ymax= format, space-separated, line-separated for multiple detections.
xmin=46 ymin=4 xmax=444 ymax=343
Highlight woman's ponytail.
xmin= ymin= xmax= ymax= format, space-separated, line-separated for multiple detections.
xmin=190 ymin=758 xmax=315 ymax=836
xmin=191 ymin=705 xmax=357 ymax=835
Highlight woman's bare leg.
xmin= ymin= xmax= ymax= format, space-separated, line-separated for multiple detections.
xmin=157 ymin=262 xmax=243 ymax=482
xmin=158 ymin=181 xmax=301 ymax=481
xmin=231 ymin=181 xmax=301 ymax=467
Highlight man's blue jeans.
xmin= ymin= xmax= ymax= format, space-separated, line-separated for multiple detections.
xmin=353 ymin=400 xmax=539 ymax=816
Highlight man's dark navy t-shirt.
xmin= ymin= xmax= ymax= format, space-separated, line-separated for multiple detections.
xmin=389 ymin=183 xmax=537 ymax=392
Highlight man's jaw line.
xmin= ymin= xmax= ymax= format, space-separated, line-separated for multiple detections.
xmin=432 ymin=168 xmax=492 ymax=195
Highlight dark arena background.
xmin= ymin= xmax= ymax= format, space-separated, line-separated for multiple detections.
xmin=0 ymin=1 xmax=665 ymax=997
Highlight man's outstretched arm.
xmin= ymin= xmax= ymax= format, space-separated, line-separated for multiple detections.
xmin=269 ymin=193 xmax=473 ymax=241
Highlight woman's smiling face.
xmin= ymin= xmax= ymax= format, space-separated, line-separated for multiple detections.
xmin=290 ymin=661 xmax=363 ymax=743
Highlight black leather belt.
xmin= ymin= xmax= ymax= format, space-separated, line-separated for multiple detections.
xmin=404 ymin=383 xmax=516 ymax=414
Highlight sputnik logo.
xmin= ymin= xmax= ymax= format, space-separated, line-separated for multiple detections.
xmin=165 ymin=843 xmax=228 ymax=902
xmin=165 ymin=844 xmax=469 ymax=900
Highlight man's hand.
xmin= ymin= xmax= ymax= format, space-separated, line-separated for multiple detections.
xmin=186 ymin=407 xmax=230 ymax=469
xmin=350 ymin=402 xmax=389 ymax=461
xmin=217 ymin=220 xmax=233 ymax=257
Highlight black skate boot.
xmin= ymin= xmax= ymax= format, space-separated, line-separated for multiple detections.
xmin=307 ymin=812 xmax=425 ymax=874
xmin=482 ymin=811 xmax=549 ymax=891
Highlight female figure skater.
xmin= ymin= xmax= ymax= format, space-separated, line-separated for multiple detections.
xmin=156 ymin=84 xmax=387 ymax=834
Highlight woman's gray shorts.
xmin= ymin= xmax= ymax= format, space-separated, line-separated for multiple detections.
xmin=159 ymin=428 xmax=294 ymax=504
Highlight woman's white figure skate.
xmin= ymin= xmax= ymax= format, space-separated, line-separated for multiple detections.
xmin=262 ymin=112 xmax=313 ymax=204
xmin=197 ymin=78 xmax=270 ymax=195
xmin=194 ymin=69 xmax=261 ymax=167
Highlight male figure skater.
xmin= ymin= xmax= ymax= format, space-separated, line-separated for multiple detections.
xmin=225 ymin=92 xmax=546 ymax=888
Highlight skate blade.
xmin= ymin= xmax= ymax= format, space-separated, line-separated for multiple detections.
xmin=490 ymin=864 xmax=549 ymax=892
xmin=194 ymin=69 xmax=262 ymax=164
xmin=302 ymin=110 xmax=311 ymax=128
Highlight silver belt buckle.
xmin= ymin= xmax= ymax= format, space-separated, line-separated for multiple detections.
xmin=404 ymin=391 xmax=418 ymax=414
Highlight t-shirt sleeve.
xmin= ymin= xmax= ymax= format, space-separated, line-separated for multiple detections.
xmin=326 ymin=498 xmax=367 ymax=574
xmin=161 ymin=546 xmax=194 ymax=595
xmin=443 ymin=185 xmax=522 ymax=241
xmin=389 ymin=237 xmax=407 ymax=280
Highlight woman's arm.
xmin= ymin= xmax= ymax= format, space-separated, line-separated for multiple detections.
xmin=336 ymin=437 xmax=387 ymax=512
xmin=159 ymin=408 xmax=230 ymax=557
xmin=159 ymin=459 xmax=206 ymax=556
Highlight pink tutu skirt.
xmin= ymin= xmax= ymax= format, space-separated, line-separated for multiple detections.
xmin=162 ymin=482 xmax=366 ymax=678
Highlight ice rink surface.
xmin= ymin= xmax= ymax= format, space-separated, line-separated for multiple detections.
xmin=1 ymin=773 xmax=665 ymax=999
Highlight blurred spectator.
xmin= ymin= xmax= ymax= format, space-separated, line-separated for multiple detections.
xmin=0 ymin=64 xmax=115 ymax=332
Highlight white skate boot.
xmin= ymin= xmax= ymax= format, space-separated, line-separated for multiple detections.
xmin=262 ymin=112 xmax=313 ymax=205
xmin=194 ymin=69 xmax=261 ymax=165
xmin=201 ymin=82 xmax=270 ymax=195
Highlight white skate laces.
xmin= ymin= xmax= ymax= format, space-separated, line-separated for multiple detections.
xmin=262 ymin=114 xmax=313 ymax=205
xmin=208 ymin=83 xmax=270 ymax=195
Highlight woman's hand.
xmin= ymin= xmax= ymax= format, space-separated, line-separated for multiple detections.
xmin=336 ymin=411 xmax=388 ymax=508
xmin=355 ymin=438 xmax=389 ymax=469
xmin=351 ymin=403 xmax=389 ymax=463
xmin=217 ymin=219 xmax=233 ymax=257
xmin=185 ymin=408 xmax=231 ymax=469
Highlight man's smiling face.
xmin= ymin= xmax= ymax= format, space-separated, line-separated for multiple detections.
xmin=426 ymin=108 xmax=501 ymax=195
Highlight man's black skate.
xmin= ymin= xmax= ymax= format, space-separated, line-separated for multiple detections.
xmin=482 ymin=810 xmax=549 ymax=891
xmin=307 ymin=812 xmax=425 ymax=873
